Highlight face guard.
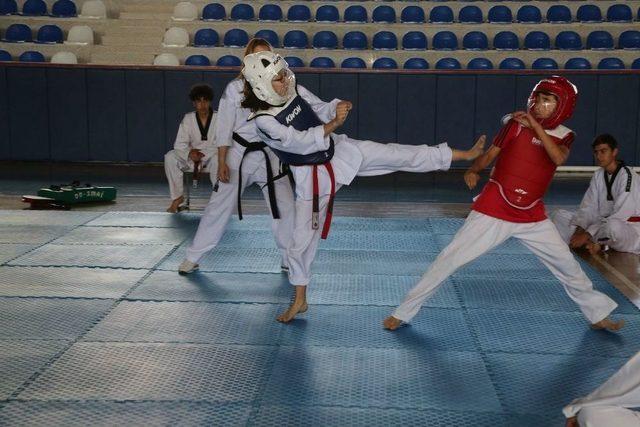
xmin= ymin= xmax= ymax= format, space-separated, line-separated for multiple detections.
xmin=527 ymin=76 xmax=578 ymax=129
xmin=242 ymin=51 xmax=296 ymax=106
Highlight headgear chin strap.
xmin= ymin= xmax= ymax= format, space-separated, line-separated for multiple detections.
xmin=242 ymin=51 xmax=296 ymax=107
xmin=527 ymin=76 xmax=578 ymax=130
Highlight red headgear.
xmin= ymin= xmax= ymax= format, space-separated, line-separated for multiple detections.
xmin=527 ymin=76 xmax=578 ymax=129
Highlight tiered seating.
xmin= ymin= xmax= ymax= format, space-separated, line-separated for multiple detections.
xmin=1 ymin=0 xmax=640 ymax=69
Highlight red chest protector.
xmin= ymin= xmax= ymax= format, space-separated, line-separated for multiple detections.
xmin=490 ymin=122 xmax=573 ymax=209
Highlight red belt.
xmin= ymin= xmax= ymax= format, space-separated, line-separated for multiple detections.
xmin=628 ymin=216 xmax=640 ymax=222
xmin=312 ymin=162 xmax=335 ymax=239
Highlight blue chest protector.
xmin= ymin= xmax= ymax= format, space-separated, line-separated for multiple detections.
xmin=257 ymin=94 xmax=334 ymax=166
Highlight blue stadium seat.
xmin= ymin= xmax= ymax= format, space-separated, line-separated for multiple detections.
xmin=0 ymin=0 xmax=17 ymax=15
xmin=36 ymin=24 xmax=63 ymax=43
xmin=607 ymin=4 xmax=632 ymax=22
xmin=435 ymin=57 xmax=461 ymax=70
xmin=202 ymin=3 xmax=225 ymax=21
xmin=185 ymin=55 xmax=210 ymax=66
xmin=0 ymin=49 xmax=11 ymax=61
xmin=22 ymin=0 xmax=46 ymax=15
xmin=372 ymin=31 xmax=397 ymax=50
xmin=310 ymin=57 xmax=335 ymax=68
xmin=230 ymin=3 xmax=253 ymax=21
xmin=216 ymin=55 xmax=241 ymax=66
xmin=404 ymin=58 xmax=428 ymax=69
xmin=532 ymin=58 xmax=558 ymax=69
xmin=373 ymin=57 xmax=397 ymax=69
xmin=51 ymin=0 xmax=76 ymax=17
xmin=194 ymin=29 xmax=219 ymax=47
xmin=312 ymin=31 xmax=338 ymax=49
xmin=499 ymin=58 xmax=525 ymax=70
xmin=401 ymin=6 xmax=425 ymax=24
xmin=459 ymin=6 xmax=482 ymax=24
xmin=19 ymin=50 xmax=45 ymax=62
xmin=565 ymin=58 xmax=592 ymax=70
xmin=546 ymin=5 xmax=571 ymax=23
xmin=284 ymin=56 xmax=304 ymax=68
xmin=632 ymin=58 xmax=640 ymax=69
xmin=258 ymin=4 xmax=282 ymax=22
xmin=283 ymin=30 xmax=308 ymax=49
xmin=598 ymin=58 xmax=625 ymax=69
xmin=493 ymin=31 xmax=519 ymax=50
xmin=467 ymin=58 xmax=493 ymax=70
xmin=433 ymin=31 xmax=458 ymax=50
xmin=372 ymin=6 xmax=395 ymax=23
xmin=3 ymin=24 xmax=32 ymax=42
xmin=488 ymin=6 xmax=512 ymax=24
xmin=463 ymin=31 xmax=488 ymax=50
xmin=517 ymin=5 xmax=542 ymax=23
xmin=316 ymin=5 xmax=338 ymax=23
xmin=255 ymin=29 xmax=279 ymax=48
xmin=402 ymin=31 xmax=427 ymax=50
xmin=341 ymin=57 xmax=366 ymax=69
xmin=577 ymin=5 xmax=602 ymax=23
xmin=430 ymin=6 xmax=453 ymax=24
xmin=524 ymin=31 xmax=551 ymax=50
xmin=620 ymin=31 xmax=640 ymax=49
xmin=344 ymin=5 xmax=367 ymax=23
xmin=343 ymin=31 xmax=367 ymax=50
xmin=223 ymin=29 xmax=248 ymax=47
xmin=555 ymin=31 xmax=582 ymax=50
xmin=587 ymin=31 xmax=614 ymax=49
xmin=287 ymin=5 xmax=310 ymax=22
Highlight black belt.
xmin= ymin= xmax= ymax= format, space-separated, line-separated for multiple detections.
xmin=232 ymin=132 xmax=280 ymax=220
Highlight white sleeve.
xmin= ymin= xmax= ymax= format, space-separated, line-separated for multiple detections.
xmin=173 ymin=114 xmax=192 ymax=152
xmin=607 ymin=169 xmax=640 ymax=222
xmin=255 ymin=115 xmax=329 ymax=155
xmin=214 ymin=82 xmax=239 ymax=148
xmin=571 ymin=174 xmax=602 ymax=236
xmin=564 ymin=352 xmax=640 ymax=418
xmin=199 ymin=112 xmax=217 ymax=162
xmin=297 ymin=85 xmax=340 ymax=124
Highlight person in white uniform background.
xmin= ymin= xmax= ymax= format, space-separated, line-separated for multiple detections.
xmin=383 ymin=76 xmax=624 ymax=333
xmin=240 ymin=50 xmax=486 ymax=323
xmin=164 ymin=84 xmax=218 ymax=213
xmin=178 ymin=39 xmax=295 ymax=274
xmin=564 ymin=351 xmax=640 ymax=427
xmin=552 ymin=134 xmax=640 ymax=255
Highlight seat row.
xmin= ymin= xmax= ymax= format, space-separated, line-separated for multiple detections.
xmin=171 ymin=2 xmax=640 ymax=25
xmin=162 ymin=27 xmax=640 ymax=51
xmin=151 ymin=52 xmax=640 ymax=70
xmin=0 ymin=49 xmax=77 ymax=62
xmin=0 ymin=0 xmax=106 ymax=18
xmin=1 ymin=23 xmax=94 ymax=44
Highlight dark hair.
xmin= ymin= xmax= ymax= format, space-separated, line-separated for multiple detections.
xmin=592 ymin=133 xmax=618 ymax=150
xmin=189 ymin=84 xmax=214 ymax=101
xmin=241 ymin=80 xmax=272 ymax=112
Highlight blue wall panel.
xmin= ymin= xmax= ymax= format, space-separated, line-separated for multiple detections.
xmin=358 ymin=74 xmax=397 ymax=143
xmin=7 ymin=67 xmax=49 ymax=160
xmin=48 ymin=68 xmax=88 ymax=161
xmin=296 ymin=73 xmax=319 ymax=95
xmin=319 ymin=73 xmax=358 ymax=138
xmin=126 ymin=70 xmax=165 ymax=162
xmin=0 ymin=67 xmax=9 ymax=160
xmin=164 ymin=71 xmax=203 ymax=152
xmin=87 ymin=70 xmax=127 ymax=161
xmin=596 ymin=75 xmax=639 ymax=165
xmin=475 ymin=75 xmax=516 ymax=145
xmin=397 ymin=75 xmax=436 ymax=146
xmin=564 ymin=75 xmax=598 ymax=166
xmin=436 ymin=75 xmax=475 ymax=163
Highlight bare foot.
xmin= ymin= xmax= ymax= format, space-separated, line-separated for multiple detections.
xmin=383 ymin=316 xmax=403 ymax=331
xmin=586 ymin=242 xmax=602 ymax=256
xmin=166 ymin=196 xmax=184 ymax=213
xmin=591 ymin=317 xmax=625 ymax=332
xmin=277 ymin=301 xmax=308 ymax=323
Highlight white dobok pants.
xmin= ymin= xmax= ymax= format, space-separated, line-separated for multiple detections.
xmin=164 ymin=150 xmax=216 ymax=201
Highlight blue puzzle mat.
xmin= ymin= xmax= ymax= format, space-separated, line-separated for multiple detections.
xmin=0 ymin=211 xmax=637 ymax=426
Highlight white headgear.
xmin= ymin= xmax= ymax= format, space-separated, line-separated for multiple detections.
xmin=242 ymin=51 xmax=296 ymax=106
